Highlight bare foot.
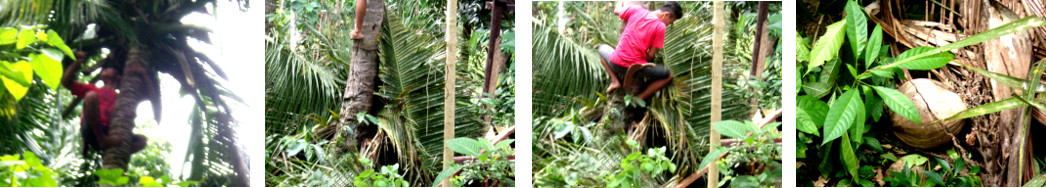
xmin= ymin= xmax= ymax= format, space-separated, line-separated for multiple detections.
xmin=350 ymin=29 xmax=364 ymax=39
xmin=606 ymin=81 xmax=621 ymax=93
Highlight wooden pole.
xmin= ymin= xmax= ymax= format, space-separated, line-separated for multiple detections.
xmin=442 ymin=0 xmax=458 ymax=186
xmin=709 ymin=2 xmax=725 ymax=188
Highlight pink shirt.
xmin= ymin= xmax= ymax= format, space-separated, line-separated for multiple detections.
xmin=70 ymin=82 xmax=117 ymax=127
xmin=611 ymin=5 xmax=667 ymax=67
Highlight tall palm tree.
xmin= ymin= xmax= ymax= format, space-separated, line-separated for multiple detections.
xmin=333 ymin=0 xmax=384 ymax=150
xmin=1 ymin=0 xmax=249 ymax=186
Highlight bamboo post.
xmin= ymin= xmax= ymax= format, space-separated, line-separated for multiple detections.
xmin=442 ymin=0 xmax=458 ymax=186
xmin=709 ymin=2 xmax=725 ymax=188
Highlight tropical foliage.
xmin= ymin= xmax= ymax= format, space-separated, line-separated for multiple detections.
xmin=532 ymin=1 xmax=781 ymax=187
xmin=795 ymin=0 xmax=1046 ymax=186
xmin=0 ymin=0 xmax=250 ymax=186
xmin=264 ymin=0 xmax=515 ymax=186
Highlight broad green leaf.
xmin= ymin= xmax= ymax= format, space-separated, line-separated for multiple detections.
xmin=430 ymin=165 xmax=463 ymax=186
xmin=808 ymin=20 xmax=847 ymax=70
xmin=900 ymin=154 xmax=928 ymax=168
xmin=802 ymin=82 xmax=831 ymax=98
xmin=698 ymin=149 xmax=728 ymax=172
xmin=869 ymin=69 xmax=893 ymax=78
xmin=865 ymin=24 xmax=883 ymax=69
xmin=864 ymin=136 xmax=882 ymax=151
xmin=923 ymin=170 xmax=945 ymax=185
xmin=0 ymin=28 xmax=16 ymax=44
xmin=139 ymin=176 xmax=163 ymax=187
xmin=15 ymin=29 xmax=35 ymax=49
xmin=819 ymin=58 xmax=842 ymax=85
xmin=797 ymin=109 xmax=818 ymax=135
xmin=284 ymin=140 xmax=306 ymax=157
xmin=35 ymin=31 xmax=46 ymax=42
xmin=32 ymin=50 xmax=64 ymax=90
xmin=797 ymin=68 xmax=802 ymax=93
xmin=845 ymin=0 xmax=868 ymax=56
xmin=796 ymin=32 xmax=810 ymax=62
xmin=894 ymin=47 xmax=954 ymax=70
xmin=823 ymin=89 xmax=862 ymax=145
xmin=840 ymin=133 xmax=859 ymax=178
xmin=872 ymin=86 xmax=921 ymax=124
xmin=446 ymin=137 xmax=484 ymax=156
xmin=495 ymin=139 xmax=514 ymax=150
xmin=846 ymin=64 xmax=858 ymax=78
xmin=797 ymin=95 xmax=828 ymax=136
xmin=1 ymin=61 xmax=33 ymax=101
xmin=553 ymin=122 xmax=573 ymax=139
xmin=45 ymin=30 xmax=74 ymax=58
xmin=477 ymin=138 xmax=494 ymax=152
xmin=713 ymin=120 xmax=752 ymax=139
xmin=850 ymin=88 xmax=867 ymax=144
xmin=864 ymin=88 xmax=884 ymax=122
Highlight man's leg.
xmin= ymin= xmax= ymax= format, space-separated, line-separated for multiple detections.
xmin=80 ymin=121 xmax=97 ymax=157
xmin=598 ymin=44 xmax=623 ymax=93
xmin=130 ymin=134 xmax=148 ymax=153
xmin=637 ymin=66 xmax=673 ymax=100
xmin=350 ymin=0 xmax=367 ymax=39
xmin=82 ymin=91 xmax=113 ymax=148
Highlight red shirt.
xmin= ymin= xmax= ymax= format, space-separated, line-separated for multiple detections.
xmin=70 ymin=82 xmax=116 ymax=128
xmin=611 ymin=5 xmax=667 ymax=67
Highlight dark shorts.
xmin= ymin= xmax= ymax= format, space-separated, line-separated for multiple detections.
xmin=597 ymin=44 xmax=671 ymax=80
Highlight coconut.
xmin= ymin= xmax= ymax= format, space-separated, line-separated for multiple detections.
xmin=890 ymin=79 xmax=967 ymax=149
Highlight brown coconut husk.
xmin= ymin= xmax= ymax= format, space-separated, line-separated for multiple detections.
xmin=890 ymin=79 xmax=967 ymax=149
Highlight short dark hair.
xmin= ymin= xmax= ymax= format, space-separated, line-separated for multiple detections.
xmin=660 ymin=1 xmax=683 ymax=19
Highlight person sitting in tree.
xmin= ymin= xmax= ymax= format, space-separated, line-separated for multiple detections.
xmin=61 ymin=51 xmax=147 ymax=157
xmin=599 ymin=1 xmax=683 ymax=101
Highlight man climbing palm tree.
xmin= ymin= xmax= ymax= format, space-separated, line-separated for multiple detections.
xmin=599 ymin=1 xmax=683 ymax=101
xmin=61 ymin=51 xmax=147 ymax=157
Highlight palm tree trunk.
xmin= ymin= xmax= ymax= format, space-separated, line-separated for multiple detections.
xmin=335 ymin=0 xmax=385 ymax=149
xmin=442 ymin=0 xmax=458 ymax=186
xmin=102 ymin=45 xmax=150 ymax=170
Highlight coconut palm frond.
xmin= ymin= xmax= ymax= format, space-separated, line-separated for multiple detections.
xmin=375 ymin=14 xmax=485 ymax=183
xmin=532 ymin=22 xmax=606 ymax=119
xmin=264 ymin=35 xmax=346 ymax=135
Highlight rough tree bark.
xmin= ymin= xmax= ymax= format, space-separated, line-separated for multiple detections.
xmin=102 ymin=45 xmax=150 ymax=170
xmin=335 ymin=0 xmax=385 ymax=149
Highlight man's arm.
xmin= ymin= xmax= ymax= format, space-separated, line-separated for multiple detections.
xmin=646 ymin=47 xmax=660 ymax=61
xmin=61 ymin=51 xmax=87 ymax=89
